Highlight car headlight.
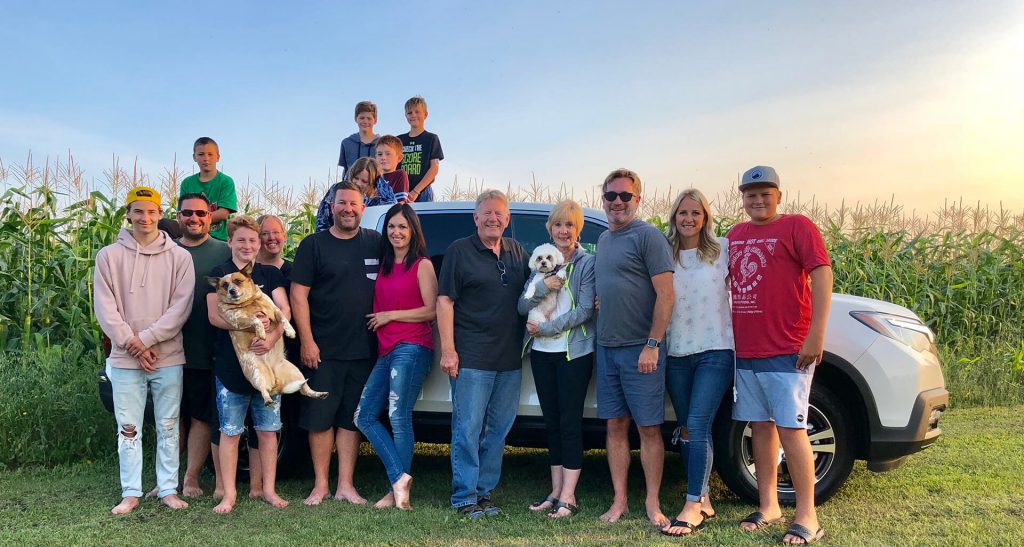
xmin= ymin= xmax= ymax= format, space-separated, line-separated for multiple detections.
xmin=850 ymin=311 xmax=938 ymax=355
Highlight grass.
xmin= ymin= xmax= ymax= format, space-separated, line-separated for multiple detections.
xmin=0 ymin=405 xmax=1021 ymax=545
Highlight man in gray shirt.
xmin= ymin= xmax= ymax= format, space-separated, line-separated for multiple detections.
xmin=594 ymin=168 xmax=675 ymax=527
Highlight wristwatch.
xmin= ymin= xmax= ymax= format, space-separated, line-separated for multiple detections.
xmin=645 ymin=338 xmax=660 ymax=348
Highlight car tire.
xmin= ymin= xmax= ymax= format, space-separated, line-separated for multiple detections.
xmin=714 ymin=383 xmax=855 ymax=506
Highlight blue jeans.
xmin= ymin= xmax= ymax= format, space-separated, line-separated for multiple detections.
xmin=108 ymin=364 xmax=183 ymax=499
xmin=449 ymin=367 xmax=522 ymax=508
xmin=354 ymin=343 xmax=433 ymax=485
xmin=215 ymin=378 xmax=281 ymax=436
xmin=665 ymin=349 xmax=734 ymax=502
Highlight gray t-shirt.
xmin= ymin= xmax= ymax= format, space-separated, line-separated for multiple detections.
xmin=595 ymin=219 xmax=674 ymax=347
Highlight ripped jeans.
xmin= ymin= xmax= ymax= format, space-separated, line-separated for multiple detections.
xmin=354 ymin=343 xmax=432 ymax=485
xmin=108 ymin=364 xmax=183 ymax=499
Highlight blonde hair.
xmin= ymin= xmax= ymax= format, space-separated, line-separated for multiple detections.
xmin=546 ymin=200 xmax=584 ymax=239
xmin=602 ymin=168 xmax=643 ymax=196
xmin=475 ymin=189 xmax=509 ymax=211
xmin=348 ymin=157 xmax=383 ymax=197
xmin=227 ymin=215 xmax=260 ymax=239
xmin=404 ymin=96 xmax=428 ymax=112
xmin=667 ymin=188 xmax=721 ymax=266
xmin=256 ymin=214 xmax=286 ymax=233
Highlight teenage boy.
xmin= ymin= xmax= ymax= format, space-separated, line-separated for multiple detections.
xmin=291 ymin=181 xmax=381 ymax=506
xmin=205 ymin=216 xmax=291 ymax=514
xmin=729 ymin=166 xmax=832 ymax=545
xmin=175 ymin=193 xmax=231 ymax=498
xmin=376 ymin=135 xmax=410 ymax=203
xmin=594 ymin=168 xmax=675 ymax=528
xmin=399 ymin=96 xmax=444 ymax=202
xmin=315 ymin=101 xmax=379 ymax=232
xmin=94 ymin=186 xmax=195 ymax=515
xmin=180 ymin=137 xmax=238 ymax=241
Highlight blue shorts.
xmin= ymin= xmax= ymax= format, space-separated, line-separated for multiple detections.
xmin=215 ymin=378 xmax=282 ymax=436
xmin=596 ymin=344 xmax=666 ymax=426
xmin=732 ymin=354 xmax=815 ymax=429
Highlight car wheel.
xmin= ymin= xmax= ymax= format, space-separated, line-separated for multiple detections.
xmin=714 ymin=383 xmax=855 ymax=506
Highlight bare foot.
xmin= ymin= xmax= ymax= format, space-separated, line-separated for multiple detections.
xmin=304 ymin=486 xmax=330 ymax=506
xmin=213 ymin=496 xmax=236 ymax=514
xmin=599 ymin=500 xmax=628 ymax=522
xmin=739 ymin=507 xmax=784 ymax=532
xmin=374 ymin=492 xmax=396 ymax=509
xmin=249 ymin=488 xmax=264 ymax=500
xmin=646 ymin=501 xmax=669 ymax=528
xmin=333 ymin=488 xmax=367 ymax=505
xmin=111 ymin=496 xmax=140 ymax=515
xmin=144 ymin=486 xmax=159 ymax=498
xmin=160 ymin=494 xmax=189 ymax=510
xmin=392 ymin=474 xmax=412 ymax=511
xmin=213 ymin=486 xmax=225 ymax=500
xmin=182 ymin=478 xmax=204 ymax=498
xmin=262 ymin=492 xmax=289 ymax=508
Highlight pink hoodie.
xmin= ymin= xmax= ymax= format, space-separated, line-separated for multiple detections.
xmin=94 ymin=228 xmax=195 ymax=369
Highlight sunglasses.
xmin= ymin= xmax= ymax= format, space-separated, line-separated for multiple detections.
xmin=178 ymin=209 xmax=210 ymax=218
xmin=496 ymin=260 xmax=509 ymax=287
xmin=603 ymin=191 xmax=636 ymax=203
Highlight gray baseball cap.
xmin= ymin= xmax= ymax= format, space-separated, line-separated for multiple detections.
xmin=739 ymin=165 xmax=780 ymax=190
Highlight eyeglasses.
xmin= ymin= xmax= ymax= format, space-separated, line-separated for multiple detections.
xmin=496 ymin=260 xmax=509 ymax=287
xmin=603 ymin=191 xmax=636 ymax=203
xmin=178 ymin=209 xmax=210 ymax=218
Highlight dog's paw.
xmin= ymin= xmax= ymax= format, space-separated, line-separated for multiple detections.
xmin=524 ymin=283 xmax=536 ymax=299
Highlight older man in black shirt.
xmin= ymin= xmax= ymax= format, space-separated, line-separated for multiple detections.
xmin=437 ymin=189 xmax=529 ymax=519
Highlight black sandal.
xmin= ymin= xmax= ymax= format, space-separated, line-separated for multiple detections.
xmin=529 ymin=495 xmax=558 ymax=512
xmin=660 ymin=518 xmax=706 ymax=537
xmin=740 ymin=511 xmax=786 ymax=530
xmin=783 ymin=523 xmax=825 ymax=544
xmin=547 ymin=501 xmax=579 ymax=518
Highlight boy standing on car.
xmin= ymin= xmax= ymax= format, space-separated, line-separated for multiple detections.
xmin=730 ymin=166 xmax=833 ymax=545
xmin=94 ymin=186 xmax=195 ymax=515
xmin=594 ymin=168 xmax=675 ymax=527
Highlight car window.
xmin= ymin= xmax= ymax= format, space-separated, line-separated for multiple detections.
xmin=417 ymin=211 xmax=513 ymax=276
xmin=511 ymin=212 xmax=606 ymax=255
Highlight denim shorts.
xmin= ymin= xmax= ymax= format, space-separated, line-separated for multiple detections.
xmin=215 ymin=377 xmax=281 ymax=436
xmin=732 ymin=354 xmax=815 ymax=429
xmin=596 ymin=344 xmax=666 ymax=426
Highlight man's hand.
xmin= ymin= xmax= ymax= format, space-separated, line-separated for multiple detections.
xmin=251 ymin=325 xmax=281 ymax=355
xmin=125 ymin=335 xmax=147 ymax=358
xmin=594 ymin=296 xmax=600 ymax=312
xmin=255 ymin=311 xmax=271 ymax=332
xmin=440 ymin=350 xmax=459 ymax=378
xmin=138 ymin=349 xmax=159 ymax=372
xmin=796 ymin=332 xmax=824 ymax=370
xmin=526 ymin=320 xmax=541 ymax=337
xmin=301 ymin=339 xmax=321 ymax=369
xmin=638 ymin=345 xmax=659 ymax=374
xmin=543 ymin=275 xmax=562 ymax=291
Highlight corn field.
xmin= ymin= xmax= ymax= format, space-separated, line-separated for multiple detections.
xmin=0 ymin=153 xmax=1022 ymax=407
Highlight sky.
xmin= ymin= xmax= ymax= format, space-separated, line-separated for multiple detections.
xmin=2 ymin=1 xmax=1022 ymax=214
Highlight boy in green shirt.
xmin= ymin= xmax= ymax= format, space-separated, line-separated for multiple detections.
xmin=179 ymin=137 xmax=237 ymax=240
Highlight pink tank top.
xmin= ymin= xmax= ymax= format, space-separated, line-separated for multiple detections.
xmin=374 ymin=257 xmax=434 ymax=356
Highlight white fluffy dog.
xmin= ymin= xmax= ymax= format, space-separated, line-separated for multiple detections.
xmin=523 ymin=243 xmax=567 ymax=339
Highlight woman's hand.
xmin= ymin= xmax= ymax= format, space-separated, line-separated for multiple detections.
xmin=543 ymin=275 xmax=563 ymax=291
xmin=366 ymin=311 xmax=394 ymax=332
xmin=526 ymin=320 xmax=541 ymax=336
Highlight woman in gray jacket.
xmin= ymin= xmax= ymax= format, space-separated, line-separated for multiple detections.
xmin=518 ymin=200 xmax=597 ymax=518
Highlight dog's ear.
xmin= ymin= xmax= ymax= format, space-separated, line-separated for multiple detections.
xmin=207 ymin=276 xmax=222 ymax=288
xmin=240 ymin=261 xmax=254 ymax=277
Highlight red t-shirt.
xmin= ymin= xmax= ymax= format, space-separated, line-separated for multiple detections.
xmin=374 ymin=257 xmax=434 ymax=356
xmin=727 ymin=214 xmax=831 ymax=358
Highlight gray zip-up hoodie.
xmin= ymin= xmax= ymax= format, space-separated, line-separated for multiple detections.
xmin=93 ymin=228 xmax=195 ymax=369
xmin=518 ymin=245 xmax=596 ymax=359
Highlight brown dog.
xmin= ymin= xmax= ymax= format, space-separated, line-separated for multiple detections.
xmin=208 ymin=263 xmax=327 ymax=405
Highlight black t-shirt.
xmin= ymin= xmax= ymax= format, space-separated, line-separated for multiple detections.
xmin=207 ymin=261 xmax=287 ymax=394
xmin=290 ymin=229 xmax=381 ymax=361
xmin=437 ymin=235 xmax=529 ymax=372
xmin=398 ymin=131 xmax=444 ymax=190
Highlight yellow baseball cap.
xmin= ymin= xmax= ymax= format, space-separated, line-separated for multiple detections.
xmin=126 ymin=186 xmax=162 ymax=208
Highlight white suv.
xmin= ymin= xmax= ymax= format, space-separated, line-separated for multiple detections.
xmin=361 ymin=201 xmax=949 ymax=505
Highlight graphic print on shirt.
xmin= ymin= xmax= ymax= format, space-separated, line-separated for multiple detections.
xmin=400 ymin=143 xmax=423 ymax=177
xmin=730 ymin=237 xmax=779 ymax=314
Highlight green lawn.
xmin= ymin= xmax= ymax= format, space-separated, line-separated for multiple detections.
xmin=1 ymin=406 xmax=1020 ymax=546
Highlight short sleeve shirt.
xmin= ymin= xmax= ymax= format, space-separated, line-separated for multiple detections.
xmin=177 ymin=237 xmax=231 ymax=370
xmin=290 ymin=228 xmax=381 ymax=361
xmin=727 ymin=214 xmax=831 ymax=358
xmin=180 ymin=172 xmax=238 ymax=241
xmin=399 ymin=131 xmax=444 ymax=189
xmin=594 ymin=219 xmax=675 ymax=347
xmin=438 ymin=235 xmax=529 ymax=371
xmin=206 ymin=261 xmax=286 ymax=394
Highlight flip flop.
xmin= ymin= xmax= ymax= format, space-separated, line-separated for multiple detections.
xmin=529 ymin=495 xmax=558 ymax=512
xmin=783 ymin=523 xmax=825 ymax=544
xmin=740 ymin=511 xmax=786 ymax=530
xmin=701 ymin=509 xmax=717 ymax=521
xmin=660 ymin=518 xmax=706 ymax=537
xmin=547 ymin=501 xmax=579 ymax=518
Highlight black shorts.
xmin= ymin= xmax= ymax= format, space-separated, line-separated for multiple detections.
xmin=181 ymin=368 xmax=216 ymax=425
xmin=299 ymin=358 xmax=374 ymax=432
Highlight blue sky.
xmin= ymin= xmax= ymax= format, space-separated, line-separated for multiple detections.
xmin=2 ymin=1 xmax=1022 ymax=212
